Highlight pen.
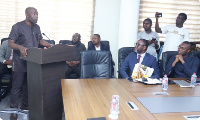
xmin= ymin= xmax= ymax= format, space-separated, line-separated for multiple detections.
xmin=127 ymin=102 xmax=134 ymax=109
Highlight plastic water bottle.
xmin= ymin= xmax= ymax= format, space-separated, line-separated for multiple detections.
xmin=191 ymin=73 xmax=197 ymax=87
xmin=162 ymin=75 xmax=168 ymax=91
xmin=109 ymin=95 xmax=119 ymax=119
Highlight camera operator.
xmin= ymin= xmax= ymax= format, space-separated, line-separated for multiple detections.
xmin=137 ymin=18 xmax=160 ymax=59
xmin=155 ymin=12 xmax=190 ymax=59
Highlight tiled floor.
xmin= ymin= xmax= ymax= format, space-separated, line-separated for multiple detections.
xmin=0 ymin=93 xmax=28 ymax=120
xmin=0 ymin=93 xmax=65 ymax=120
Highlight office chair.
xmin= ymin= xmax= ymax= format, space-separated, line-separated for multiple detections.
xmin=38 ymin=39 xmax=55 ymax=48
xmin=161 ymin=51 xmax=178 ymax=77
xmin=192 ymin=51 xmax=200 ymax=77
xmin=59 ymin=40 xmax=71 ymax=44
xmin=0 ymin=38 xmax=12 ymax=101
xmin=118 ymin=47 xmax=135 ymax=78
xmin=81 ymin=51 xmax=112 ymax=78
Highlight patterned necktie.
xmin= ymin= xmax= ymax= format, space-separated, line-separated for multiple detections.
xmin=137 ymin=55 xmax=141 ymax=63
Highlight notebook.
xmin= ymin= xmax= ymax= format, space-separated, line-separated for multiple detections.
xmin=173 ymin=80 xmax=192 ymax=87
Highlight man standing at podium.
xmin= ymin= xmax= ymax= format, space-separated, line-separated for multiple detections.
xmin=8 ymin=7 xmax=51 ymax=110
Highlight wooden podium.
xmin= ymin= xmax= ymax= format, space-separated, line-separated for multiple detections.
xmin=21 ymin=44 xmax=75 ymax=120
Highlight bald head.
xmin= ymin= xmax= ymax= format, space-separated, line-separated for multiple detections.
xmin=25 ymin=7 xmax=38 ymax=24
xmin=25 ymin=7 xmax=37 ymax=15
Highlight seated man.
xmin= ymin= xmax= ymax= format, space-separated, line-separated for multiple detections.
xmin=165 ymin=41 xmax=199 ymax=78
xmin=65 ymin=33 xmax=86 ymax=78
xmin=88 ymin=34 xmax=114 ymax=77
xmin=0 ymin=40 xmax=12 ymax=101
xmin=88 ymin=34 xmax=109 ymax=51
xmin=119 ymin=39 xmax=160 ymax=80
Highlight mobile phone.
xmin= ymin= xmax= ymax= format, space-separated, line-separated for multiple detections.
xmin=152 ymin=38 xmax=156 ymax=41
xmin=157 ymin=13 xmax=162 ymax=17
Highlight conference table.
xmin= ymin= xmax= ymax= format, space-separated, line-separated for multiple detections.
xmin=61 ymin=79 xmax=200 ymax=120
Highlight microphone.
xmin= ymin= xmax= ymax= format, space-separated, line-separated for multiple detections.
xmin=42 ymin=33 xmax=53 ymax=45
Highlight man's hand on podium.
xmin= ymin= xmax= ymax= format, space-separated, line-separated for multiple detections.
xmin=20 ymin=46 xmax=28 ymax=57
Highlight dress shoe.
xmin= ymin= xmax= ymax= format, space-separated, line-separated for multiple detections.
xmin=20 ymin=104 xmax=29 ymax=111
xmin=10 ymin=113 xmax=18 ymax=120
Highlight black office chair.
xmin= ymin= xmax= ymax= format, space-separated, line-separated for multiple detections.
xmin=59 ymin=40 xmax=71 ymax=44
xmin=192 ymin=51 xmax=200 ymax=77
xmin=81 ymin=51 xmax=112 ymax=78
xmin=118 ymin=47 xmax=135 ymax=78
xmin=0 ymin=38 xmax=12 ymax=101
xmin=161 ymin=51 xmax=178 ymax=77
xmin=38 ymin=39 xmax=55 ymax=48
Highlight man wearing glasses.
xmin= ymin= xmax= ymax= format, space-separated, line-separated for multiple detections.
xmin=65 ymin=33 xmax=86 ymax=78
xmin=165 ymin=41 xmax=199 ymax=78
xmin=119 ymin=39 xmax=160 ymax=80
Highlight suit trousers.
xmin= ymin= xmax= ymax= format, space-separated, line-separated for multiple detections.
xmin=0 ymin=63 xmax=8 ymax=86
xmin=10 ymin=71 xmax=28 ymax=108
xmin=65 ymin=64 xmax=81 ymax=78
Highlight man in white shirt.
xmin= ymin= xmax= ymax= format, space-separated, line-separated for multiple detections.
xmin=137 ymin=18 xmax=160 ymax=58
xmin=155 ymin=12 xmax=190 ymax=59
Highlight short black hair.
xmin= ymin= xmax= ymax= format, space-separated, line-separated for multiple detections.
xmin=73 ymin=33 xmax=81 ymax=38
xmin=144 ymin=18 xmax=152 ymax=24
xmin=93 ymin=34 xmax=100 ymax=39
xmin=182 ymin=41 xmax=192 ymax=50
xmin=140 ymin=39 xmax=149 ymax=49
xmin=179 ymin=13 xmax=187 ymax=20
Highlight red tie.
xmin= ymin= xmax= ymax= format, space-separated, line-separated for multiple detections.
xmin=137 ymin=55 xmax=141 ymax=63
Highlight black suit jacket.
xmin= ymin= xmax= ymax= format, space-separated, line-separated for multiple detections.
xmin=88 ymin=43 xmax=110 ymax=51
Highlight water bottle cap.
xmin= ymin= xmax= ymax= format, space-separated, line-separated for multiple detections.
xmin=193 ymin=73 xmax=196 ymax=74
xmin=164 ymin=74 xmax=167 ymax=77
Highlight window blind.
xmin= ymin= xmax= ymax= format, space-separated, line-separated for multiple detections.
xmin=0 ymin=0 xmax=95 ymax=45
xmin=138 ymin=0 xmax=200 ymax=42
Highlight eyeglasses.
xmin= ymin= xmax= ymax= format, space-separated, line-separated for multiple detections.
xmin=135 ymin=43 xmax=145 ymax=47
xmin=73 ymin=36 xmax=80 ymax=39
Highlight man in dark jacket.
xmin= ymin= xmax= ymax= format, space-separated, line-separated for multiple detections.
xmin=88 ymin=34 xmax=109 ymax=51
xmin=165 ymin=41 xmax=199 ymax=78
xmin=65 ymin=33 xmax=86 ymax=78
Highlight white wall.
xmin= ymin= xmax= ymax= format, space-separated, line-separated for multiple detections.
xmin=93 ymin=0 xmax=140 ymax=77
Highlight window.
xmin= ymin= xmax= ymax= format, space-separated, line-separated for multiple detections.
xmin=0 ymin=0 xmax=95 ymax=45
xmin=138 ymin=0 xmax=200 ymax=42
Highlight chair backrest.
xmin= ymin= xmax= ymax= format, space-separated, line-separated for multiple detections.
xmin=192 ymin=51 xmax=200 ymax=77
xmin=59 ymin=40 xmax=71 ymax=44
xmin=118 ymin=47 xmax=135 ymax=78
xmin=161 ymin=51 xmax=178 ymax=77
xmin=88 ymin=41 xmax=110 ymax=50
xmin=81 ymin=50 xmax=112 ymax=78
xmin=44 ymin=39 xmax=55 ymax=45
xmin=38 ymin=39 xmax=55 ymax=48
xmin=1 ymin=38 xmax=9 ymax=44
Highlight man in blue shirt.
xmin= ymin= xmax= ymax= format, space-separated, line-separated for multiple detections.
xmin=165 ymin=41 xmax=199 ymax=78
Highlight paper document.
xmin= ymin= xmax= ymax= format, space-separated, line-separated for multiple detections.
xmin=183 ymin=115 xmax=200 ymax=120
xmin=134 ymin=78 xmax=161 ymax=84
xmin=132 ymin=63 xmax=154 ymax=79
